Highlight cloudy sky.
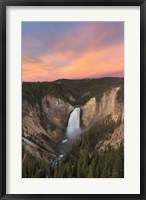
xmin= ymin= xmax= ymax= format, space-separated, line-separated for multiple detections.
xmin=22 ymin=22 xmax=124 ymax=82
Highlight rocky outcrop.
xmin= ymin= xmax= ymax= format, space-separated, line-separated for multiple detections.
xmin=22 ymin=137 xmax=56 ymax=163
xmin=81 ymin=97 xmax=97 ymax=127
xmin=22 ymin=101 xmax=47 ymax=136
xmin=97 ymin=87 xmax=124 ymax=122
xmin=22 ymin=96 xmax=74 ymax=163
xmin=96 ymin=123 xmax=124 ymax=152
xmin=42 ymin=96 xmax=74 ymax=129
xmin=22 ymin=84 xmax=124 ymax=165
xmin=82 ymin=87 xmax=124 ymax=127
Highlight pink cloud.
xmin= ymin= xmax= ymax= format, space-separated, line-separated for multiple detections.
xmin=22 ymin=22 xmax=124 ymax=81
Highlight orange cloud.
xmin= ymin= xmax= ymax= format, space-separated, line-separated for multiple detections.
xmin=57 ymin=43 xmax=123 ymax=79
xmin=22 ymin=22 xmax=124 ymax=81
xmin=22 ymin=41 xmax=124 ymax=81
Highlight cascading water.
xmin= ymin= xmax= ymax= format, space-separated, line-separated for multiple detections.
xmin=67 ymin=107 xmax=81 ymax=139
xmin=49 ymin=107 xmax=81 ymax=170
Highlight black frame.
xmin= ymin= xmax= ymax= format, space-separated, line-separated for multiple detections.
xmin=0 ymin=0 xmax=145 ymax=199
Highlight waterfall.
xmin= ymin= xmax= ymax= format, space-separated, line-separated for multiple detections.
xmin=67 ymin=107 xmax=81 ymax=139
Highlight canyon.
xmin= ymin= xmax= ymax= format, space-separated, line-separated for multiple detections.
xmin=22 ymin=78 xmax=124 ymax=178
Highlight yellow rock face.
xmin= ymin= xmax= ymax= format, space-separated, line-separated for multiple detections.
xmin=82 ymin=87 xmax=124 ymax=127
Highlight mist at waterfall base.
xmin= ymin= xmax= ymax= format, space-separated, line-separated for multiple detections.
xmin=56 ymin=107 xmax=81 ymax=152
xmin=49 ymin=108 xmax=81 ymax=169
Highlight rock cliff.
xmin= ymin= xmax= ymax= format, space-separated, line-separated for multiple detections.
xmin=82 ymin=87 xmax=124 ymax=128
xmin=81 ymin=86 xmax=124 ymax=155
xmin=96 ymin=123 xmax=124 ymax=152
xmin=42 ymin=96 xmax=74 ymax=129
xmin=22 ymin=78 xmax=124 ymax=168
xmin=22 ymin=96 xmax=73 ymax=163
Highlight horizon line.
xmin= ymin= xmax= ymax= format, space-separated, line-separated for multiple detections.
xmin=22 ymin=76 xmax=124 ymax=83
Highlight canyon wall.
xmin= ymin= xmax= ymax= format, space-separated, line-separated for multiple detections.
xmin=82 ymin=87 xmax=124 ymax=127
xmin=22 ymin=96 xmax=73 ymax=163
xmin=22 ymin=85 xmax=124 ymax=163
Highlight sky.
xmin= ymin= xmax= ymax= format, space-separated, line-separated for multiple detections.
xmin=22 ymin=22 xmax=124 ymax=82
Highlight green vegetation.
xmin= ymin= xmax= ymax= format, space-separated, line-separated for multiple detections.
xmin=47 ymin=119 xmax=124 ymax=178
xmin=22 ymin=118 xmax=124 ymax=178
xmin=22 ymin=154 xmax=46 ymax=178
xmin=116 ymin=83 xmax=124 ymax=102
xmin=22 ymin=81 xmax=67 ymax=105
xmin=22 ymin=78 xmax=124 ymax=178
xmin=23 ymin=78 xmax=124 ymax=106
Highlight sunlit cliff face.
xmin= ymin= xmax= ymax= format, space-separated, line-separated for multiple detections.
xmin=22 ymin=22 xmax=124 ymax=82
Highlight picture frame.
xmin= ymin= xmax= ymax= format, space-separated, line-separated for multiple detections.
xmin=0 ymin=0 xmax=145 ymax=199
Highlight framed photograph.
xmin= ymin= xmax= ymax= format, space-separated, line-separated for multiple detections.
xmin=0 ymin=0 xmax=145 ymax=199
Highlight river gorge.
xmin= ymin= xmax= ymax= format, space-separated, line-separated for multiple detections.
xmin=22 ymin=78 xmax=124 ymax=178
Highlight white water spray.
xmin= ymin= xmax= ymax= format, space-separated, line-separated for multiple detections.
xmin=67 ymin=107 xmax=81 ymax=139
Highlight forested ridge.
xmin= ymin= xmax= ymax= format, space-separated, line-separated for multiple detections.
xmin=22 ymin=78 xmax=124 ymax=178
xmin=49 ymin=119 xmax=124 ymax=178
xmin=23 ymin=77 xmax=124 ymax=106
xmin=23 ymin=118 xmax=124 ymax=178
